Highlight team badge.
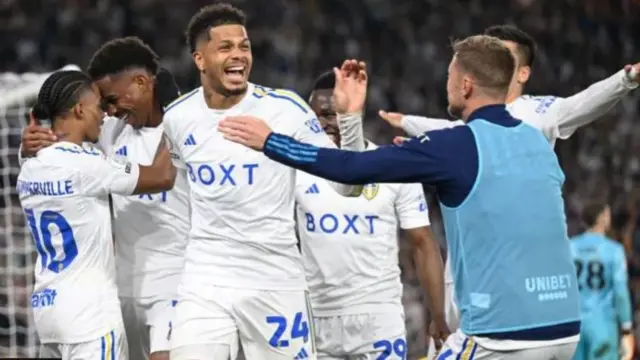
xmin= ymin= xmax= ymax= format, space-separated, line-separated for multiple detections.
xmin=362 ymin=183 xmax=379 ymax=200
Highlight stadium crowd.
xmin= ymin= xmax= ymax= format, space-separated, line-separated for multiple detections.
xmin=2 ymin=0 xmax=640 ymax=358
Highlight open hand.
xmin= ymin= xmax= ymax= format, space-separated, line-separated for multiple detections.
xmin=378 ymin=110 xmax=404 ymax=128
xmin=625 ymin=63 xmax=640 ymax=82
xmin=333 ymin=59 xmax=368 ymax=114
xmin=393 ymin=136 xmax=409 ymax=145
xmin=218 ymin=116 xmax=273 ymax=151
xmin=22 ymin=112 xmax=56 ymax=156
xmin=621 ymin=333 xmax=635 ymax=360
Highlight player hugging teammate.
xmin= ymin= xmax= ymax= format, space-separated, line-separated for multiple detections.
xmin=19 ymin=2 xmax=444 ymax=359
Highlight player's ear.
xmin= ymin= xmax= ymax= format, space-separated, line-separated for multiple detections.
xmin=461 ymin=76 xmax=473 ymax=100
xmin=72 ymin=102 xmax=83 ymax=120
xmin=193 ymin=51 xmax=205 ymax=73
xmin=132 ymin=74 xmax=149 ymax=90
xmin=517 ymin=66 xmax=531 ymax=85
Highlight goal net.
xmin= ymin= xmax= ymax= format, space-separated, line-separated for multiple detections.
xmin=0 ymin=65 xmax=79 ymax=358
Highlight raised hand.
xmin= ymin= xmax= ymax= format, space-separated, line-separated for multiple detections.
xmin=378 ymin=110 xmax=405 ymax=129
xmin=218 ymin=116 xmax=273 ymax=151
xmin=333 ymin=59 xmax=368 ymax=114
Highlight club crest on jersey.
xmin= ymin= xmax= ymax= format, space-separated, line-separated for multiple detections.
xmin=361 ymin=183 xmax=379 ymax=200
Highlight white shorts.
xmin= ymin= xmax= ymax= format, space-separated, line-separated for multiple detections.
xmin=314 ymin=312 xmax=406 ymax=360
xmin=432 ymin=329 xmax=578 ymax=360
xmin=121 ymin=296 xmax=176 ymax=360
xmin=170 ymin=286 xmax=316 ymax=360
xmin=39 ymin=326 xmax=128 ymax=360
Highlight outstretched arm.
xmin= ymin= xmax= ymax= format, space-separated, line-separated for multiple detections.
xmin=218 ymin=115 xmax=477 ymax=206
xmin=550 ymin=66 xmax=639 ymax=139
xmin=402 ymin=116 xmax=464 ymax=137
xmin=377 ymin=110 xmax=464 ymax=137
xmin=263 ymin=130 xmax=461 ymax=186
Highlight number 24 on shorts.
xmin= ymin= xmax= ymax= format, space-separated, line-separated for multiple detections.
xmin=265 ymin=312 xmax=309 ymax=348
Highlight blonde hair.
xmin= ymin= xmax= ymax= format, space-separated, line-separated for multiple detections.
xmin=452 ymin=35 xmax=515 ymax=97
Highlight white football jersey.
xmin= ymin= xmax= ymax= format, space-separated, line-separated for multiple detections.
xmin=17 ymin=142 xmax=139 ymax=343
xmin=296 ymin=142 xmax=430 ymax=316
xmin=403 ymin=68 xmax=638 ymax=143
xmin=163 ymin=83 xmax=347 ymax=290
xmin=100 ymin=118 xmax=190 ymax=300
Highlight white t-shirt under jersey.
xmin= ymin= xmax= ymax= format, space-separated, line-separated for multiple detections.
xmin=99 ymin=118 xmax=190 ymax=302
xmin=296 ymin=141 xmax=430 ymax=316
xmin=17 ymin=142 xmax=139 ymax=343
xmin=163 ymin=83 xmax=359 ymax=291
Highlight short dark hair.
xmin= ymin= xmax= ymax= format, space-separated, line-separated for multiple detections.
xmin=186 ymin=3 xmax=247 ymax=53
xmin=453 ymin=35 xmax=514 ymax=97
xmin=484 ymin=24 xmax=536 ymax=67
xmin=87 ymin=37 xmax=160 ymax=80
xmin=32 ymin=70 xmax=93 ymax=123
xmin=312 ymin=71 xmax=335 ymax=91
xmin=581 ymin=199 xmax=609 ymax=227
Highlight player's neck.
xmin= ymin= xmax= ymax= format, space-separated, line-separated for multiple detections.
xmin=460 ymin=97 xmax=505 ymax=122
xmin=147 ymin=103 xmax=163 ymax=127
xmin=203 ymin=86 xmax=246 ymax=110
xmin=51 ymin=122 xmax=83 ymax=146
xmin=505 ymin=87 xmax=523 ymax=104
xmin=588 ymin=225 xmax=607 ymax=235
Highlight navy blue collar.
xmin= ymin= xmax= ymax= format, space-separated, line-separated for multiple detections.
xmin=466 ymin=104 xmax=520 ymax=127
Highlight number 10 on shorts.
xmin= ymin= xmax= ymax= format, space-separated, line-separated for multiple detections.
xmin=266 ymin=312 xmax=309 ymax=348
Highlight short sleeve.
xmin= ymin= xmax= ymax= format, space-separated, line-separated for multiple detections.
xmin=97 ymin=116 xmax=126 ymax=154
xmin=80 ymin=155 xmax=140 ymax=197
xmin=395 ymin=183 xmax=430 ymax=229
xmin=293 ymin=115 xmax=336 ymax=148
xmin=268 ymin=89 xmax=336 ymax=149
xmin=162 ymin=110 xmax=187 ymax=169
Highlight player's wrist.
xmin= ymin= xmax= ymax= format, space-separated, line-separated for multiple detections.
xmin=622 ymin=67 xmax=639 ymax=89
xmin=337 ymin=111 xmax=363 ymax=119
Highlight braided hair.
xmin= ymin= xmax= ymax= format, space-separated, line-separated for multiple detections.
xmin=32 ymin=70 xmax=93 ymax=124
xmin=87 ymin=36 xmax=180 ymax=110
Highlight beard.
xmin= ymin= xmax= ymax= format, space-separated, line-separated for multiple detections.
xmin=202 ymin=71 xmax=248 ymax=98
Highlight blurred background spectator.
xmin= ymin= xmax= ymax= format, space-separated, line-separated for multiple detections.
xmin=2 ymin=0 xmax=640 ymax=358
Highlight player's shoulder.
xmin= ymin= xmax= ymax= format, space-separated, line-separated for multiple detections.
xmin=603 ymin=236 xmax=625 ymax=253
xmin=250 ymin=83 xmax=311 ymax=115
xmin=407 ymin=124 xmax=473 ymax=149
xmin=43 ymin=142 xmax=103 ymax=165
xmin=20 ymin=143 xmax=100 ymax=178
xmin=164 ymin=87 xmax=203 ymax=117
xmin=513 ymin=95 xmax=560 ymax=115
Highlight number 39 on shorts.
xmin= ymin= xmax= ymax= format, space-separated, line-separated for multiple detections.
xmin=265 ymin=312 xmax=311 ymax=348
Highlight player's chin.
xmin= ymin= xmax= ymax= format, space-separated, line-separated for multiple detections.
xmin=223 ymin=82 xmax=248 ymax=96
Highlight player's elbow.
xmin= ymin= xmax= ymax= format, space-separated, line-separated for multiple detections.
xmin=409 ymin=226 xmax=439 ymax=252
